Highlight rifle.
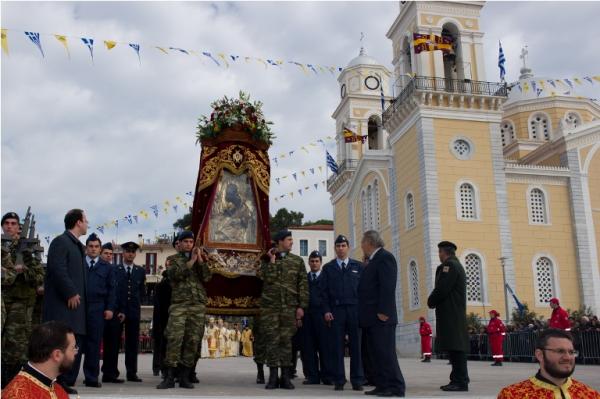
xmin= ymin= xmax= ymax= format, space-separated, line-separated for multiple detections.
xmin=14 ymin=207 xmax=45 ymax=265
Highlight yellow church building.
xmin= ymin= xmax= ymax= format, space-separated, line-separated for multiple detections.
xmin=327 ymin=1 xmax=600 ymax=354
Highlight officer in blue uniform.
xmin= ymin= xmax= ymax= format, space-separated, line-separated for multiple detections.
xmin=102 ymin=241 xmax=146 ymax=383
xmin=301 ymin=250 xmax=333 ymax=385
xmin=81 ymin=234 xmax=116 ymax=388
xmin=320 ymin=235 xmax=365 ymax=391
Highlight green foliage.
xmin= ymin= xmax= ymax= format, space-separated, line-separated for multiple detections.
xmin=269 ymin=208 xmax=304 ymax=238
xmin=466 ymin=312 xmax=483 ymax=332
xmin=196 ymin=91 xmax=275 ymax=144
xmin=510 ymin=302 xmax=544 ymax=326
xmin=303 ymin=219 xmax=333 ymax=226
xmin=566 ymin=305 xmax=594 ymax=320
xmin=173 ymin=212 xmax=192 ymax=231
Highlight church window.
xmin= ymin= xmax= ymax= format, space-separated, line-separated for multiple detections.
xmin=465 ymin=253 xmax=484 ymax=303
xmin=372 ymin=180 xmax=381 ymax=231
xmin=529 ymin=113 xmax=551 ymax=140
xmin=528 ymin=188 xmax=548 ymax=224
xmin=500 ymin=121 xmax=515 ymax=146
xmin=409 ymin=260 xmax=420 ymax=309
xmin=450 ymin=137 xmax=474 ymax=160
xmin=366 ymin=185 xmax=373 ymax=230
xmin=405 ymin=192 xmax=415 ymax=229
xmin=564 ymin=112 xmax=582 ymax=130
xmin=534 ymin=257 xmax=555 ymax=304
xmin=457 ymin=182 xmax=478 ymax=220
xmin=361 ymin=191 xmax=368 ymax=233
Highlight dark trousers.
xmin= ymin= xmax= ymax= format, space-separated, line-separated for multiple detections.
xmin=291 ymin=329 xmax=303 ymax=375
xmin=59 ymin=333 xmax=85 ymax=386
xmin=330 ymin=305 xmax=364 ymax=386
xmin=123 ymin=318 xmax=140 ymax=376
xmin=365 ymin=323 xmax=405 ymax=395
xmin=448 ymin=350 xmax=469 ymax=386
xmin=101 ymin=318 xmax=122 ymax=379
xmin=82 ymin=305 xmax=105 ymax=383
xmin=361 ymin=328 xmax=376 ymax=385
xmin=302 ymin=310 xmax=332 ymax=383
xmin=152 ymin=327 xmax=167 ymax=374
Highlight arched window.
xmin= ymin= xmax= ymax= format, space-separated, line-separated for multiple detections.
xmin=528 ymin=188 xmax=548 ymax=224
xmin=401 ymin=36 xmax=412 ymax=76
xmin=409 ymin=260 xmax=420 ymax=309
xmin=361 ymin=191 xmax=367 ymax=233
xmin=368 ymin=116 xmax=382 ymax=150
xmin=372 ymin=180 xmax=380 ymax=231
xmin=366 ymin=185 xmax=373 ymax=230
xmin=441 ymin=23 xmax=461 ymax=81
xmin=464 ymin=253 xmax=484 ymax=303
xmin=457 ymin=182 xmax=478 ymax=220
xmin=500 ymin=120 xmax=515 ymax=147
xmin=405 ymin=192 xmax=415 ymax=229
xmin=529 ymin=113 xmax=551 ymax=140
xmin=534 ymin=256 xmax=556 ymax=304
xmin=564 ymin=111 xmax=582 ymax=130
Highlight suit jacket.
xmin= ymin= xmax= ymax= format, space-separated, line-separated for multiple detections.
xmin=357 ymin=247 xmax=398 ymax=328
xmin=306 ymin=271 xmax=325 ymax=313
xmin=42 ymin=231 xmax=87 ymax=335
xmin=427 ymin=255 xmax=468 ymax=352
xmin=85 ymin=258 xmax=117 ymax=312
xmin=115 ymin=263 xmax=146 ymax=320
xmin=320 ymin=257 xmax=363 ymax=314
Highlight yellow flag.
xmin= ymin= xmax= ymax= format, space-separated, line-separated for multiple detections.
xmin=104 ymin=40 xmax=117 ymax=50
xmin=573 ymin=78 xmax=582 ymax=85
xmin=155 ymin=46 xmax=168 ymax=54
xmin=593 ymin=76 xmax=600 ymax=83
xmin=217 ymin=53 xmax=229 ymax=68
xmin=1 ymin=29 xmax=8 ymax=55
xmin=54 ymin=35 xmax=70 ymax=58
xmin=255 ymin=58 xmax=268 ymax=69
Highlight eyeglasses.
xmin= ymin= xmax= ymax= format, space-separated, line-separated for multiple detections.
xmin=541 ymin=348 xmax=578 ymax=357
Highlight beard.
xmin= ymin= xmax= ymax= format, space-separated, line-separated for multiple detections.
xmin=543 ymin=353 xmax=575 ymax=379
xmin=58 ymin=358 xmax=75 ymax=374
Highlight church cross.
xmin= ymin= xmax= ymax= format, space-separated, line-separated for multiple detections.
xmin=520 ymin=45 xmax=529 ymax=70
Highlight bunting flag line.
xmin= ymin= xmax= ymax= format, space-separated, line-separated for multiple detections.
xmin=81 ymin=37 xmax=94 ymax=62
xmin=272 ymin=180 xmax=328 ymax=203
xmin=54 ymin=35 xmax=70 ymax=58
xmin=24 ymin=31 xmax=44 ymax=57
xmin=129 ymin=43 xmax=141 ymax=65
xmin=512 ymin=75 xmax=599 ymax=99
xmin=1 ymin=29 xmax=8 ymax=55
xmin=104 ymin=40 xmax=117 ymax=50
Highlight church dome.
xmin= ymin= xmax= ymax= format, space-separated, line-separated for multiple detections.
xmin=346 ymin=47 xmax=381 ymax=68
xmin=505 ymin=63 xmax=582 ymax=105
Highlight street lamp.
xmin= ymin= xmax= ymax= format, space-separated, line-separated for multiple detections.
xmin=499 ymin=256 xmax=511 ymax=324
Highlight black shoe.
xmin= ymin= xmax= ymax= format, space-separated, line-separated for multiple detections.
xmin=265 ymin=367 xmax=278 ymax=390
xmin=334 ymin=384 xmax=344 ymax=391
xmin=491 ymin=362 xmax=503 ymax=366
xmin=256 ymin=363 xmax=265 ymax=384
xmin=365 ymin=388 xmax=382 ymax=396
xmin=84 ymin=380 xmax=102 ymax=388
xmin=321 ymin=379 xmax=334 ymax=385
xmin=279 ymin=367 xmax=295 ymax=390
xmin=440 ymin=383 xmax=451 ymax=390
xmin=376 ymin=391 xmax=405 ymax=397
xmin=353 ymin=385 xmax=364 ymax=391
xmin=156 ymin=367 xmax=175 ymax=389
xmin=441 ymin=384 xmax=468 ymax=392
xmin=422 ymin=357 xmax=431 ymax=362
xmin=127 ymin=374 xmax=143 ymax=382
xmin=179 ymin=367 xmax=194 ymax=389
xmin=189 ymin=371 xmax=200 ymax=384
xmin=153 ymin=370 xmax=160 ymax=376
xmin=61 ymin=385 xmax=78 ymax=395
xmin=303 ymin=380 xmax=320 ymax=385
xmin=102 ymin=377 xmax=125 ymax=383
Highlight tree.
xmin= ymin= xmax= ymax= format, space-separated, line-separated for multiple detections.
xmin=269 ymin=208 xmax=304 ymax=237
xmin=173 ymin=212 xmax=192 ymax=231
xmin=466 ymin=312 xmax=483 ymax=332
xmin=510 ymin=302 xmax=544 ymax=327
xmin=303 ymin=219 xmax=333 ymax=226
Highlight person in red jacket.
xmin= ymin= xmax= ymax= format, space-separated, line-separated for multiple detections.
xmin=419 ymin=317 xmax=432 ymax=362
xmin=548 ymin=298 xmax=571 ymax=331
xmin=486 ymin=310 xmax=506 ymax=366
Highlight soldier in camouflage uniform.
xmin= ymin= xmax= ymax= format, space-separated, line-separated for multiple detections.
xmin=253 ymin=313 xmax=267 ymax=383
xmin=1 ymin=212 xmax=45 ymax=388
xmin=258 ymin=230 xmax=309 ymax=390
xmin=157 ymin=230 xmax=212 ymax=390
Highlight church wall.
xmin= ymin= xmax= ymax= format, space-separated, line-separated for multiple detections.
xmin=432 ymin=118 xmax=506 ymax=318
xmin=506 ymin=181 xmax=580 ymax=317
xmin=586 ymin=149 xmax=600 ymax=275
xmin=333 ymin=196 xmax=350 ymax=246
xmin=538 ymin=153 xmax=563 ymax=167
xmin=504 ymin=107 xmax=594 ymax=142
xmin=361 ymin=171 xmax=393 ymax=250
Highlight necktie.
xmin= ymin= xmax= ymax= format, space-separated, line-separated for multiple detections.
xmin=341 ymin=261 xmax=346 ymax=271
xmin=89 ymin=259 xmax=95 ymax=269
xmin=127 ymin=266 xmax=132 ymax=278
xmin=311 ymin=272 xmax=316 ymax=281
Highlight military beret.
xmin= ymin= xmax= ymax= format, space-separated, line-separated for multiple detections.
xmin=309 ymin=250 xmax=322 ymax=259
xmin=335 ymin=235 xmax=349 ymax=245
xmin=274 ymin=230 xmax=292 ymax=242
xmin=1 ymin=212 xmax=19 ymax=225
xmin=101 ymin=242 xmax=113 ymax=251
xmin=437 ymin=241 xmax=457 ymax=251
xmin=121 ymin=241 xmax=140 ymax=252
xmin=178 ymin=230 xmax=194 ymax=241
xmin=85 ymin=233 xmax=101 ymax=244
xmin=550 ymin=297 xmax=560 ymax=305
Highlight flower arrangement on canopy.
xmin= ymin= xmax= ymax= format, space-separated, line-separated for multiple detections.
xmin=196 ymin=91 xmax=275 ymax=145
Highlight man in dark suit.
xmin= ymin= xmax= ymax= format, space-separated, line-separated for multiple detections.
xmin=42 ymin=209 xmax=89 ymax=395
xmin=427 ymin=241 xmax=469 ymax=392
xmin=358 ymin=230 xmax=405 ymax=398
xmin=320 ymin=234 xmax=365 ymax=391
xmin=102 ymin=241 xmax=146 ymax=383
xmin=79 ymin=233 xmax=116 ymax=388
xmin=301 ymin=250 xmax=332 ymax=385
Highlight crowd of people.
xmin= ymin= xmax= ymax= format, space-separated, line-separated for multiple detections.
xmin=2 ymin=209 xmax=599 ymax=398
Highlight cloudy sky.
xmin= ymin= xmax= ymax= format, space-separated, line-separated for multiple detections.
xmin=2 ymin=1 xmax=599 ymax=247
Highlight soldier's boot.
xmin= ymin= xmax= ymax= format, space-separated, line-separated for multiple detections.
xmin=279 ymin=367 xmax=295 ymax=390
xmin=179 ymin=367 xmax=194 ymax=389
xmin=265 ymin=367 xmax=279 ymax=389
xmin=189 ymin=369 xmax=200 ymax=384
xmin=156 ymin=367 xmax=175 ymax=389
xmin=256 ymin=363 xmax=265 ymax=384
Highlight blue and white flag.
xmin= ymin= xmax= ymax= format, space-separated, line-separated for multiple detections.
xmin=81 ymin=37 xmax=94 ymax=62
xmin=129 ymin=43 xmax=141 ymax=65
xmin=498 ymin=41 xmax=506 ymax=81
xmin=326 ymin=150 xmax=338 ymax=174
xmin=24 ymin=31 xmax=44 ymax=57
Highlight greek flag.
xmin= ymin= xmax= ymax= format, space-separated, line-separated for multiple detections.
xmin=498 ymin=41 xmax=506 ymax=81
xmin=81 ymin=37 xmax=94 ymax=62
xmin=326 ymin=151 xmax=338 ymax=174
xmin=129 ymin=43 xmax=141 ymax=65
xmin=24 ymin=31 xmax=44 ymax=57
xmin=505 ymin=284 xmax=525 ymax=316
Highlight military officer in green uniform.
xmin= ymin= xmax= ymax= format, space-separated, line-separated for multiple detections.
xmin=427 ymin=241 xmax=470 ymax=392
xmin=1 ymin=212 xmax=45 ymax=388
xmin=157 ymin=231 xmax=212 ymax=390
xmin=258 ymin=230 xmax=309 ymax=390
xmin=253 ymin=315 xmax=266 ymax=384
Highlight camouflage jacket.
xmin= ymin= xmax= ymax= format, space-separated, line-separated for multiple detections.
xmin=167 ymin=252 xmax=212 ymax=305
xmin=258 ymin=252 xmax=309 ymax=310
xmin=1 ymin=239 xmax=44 ymax=300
